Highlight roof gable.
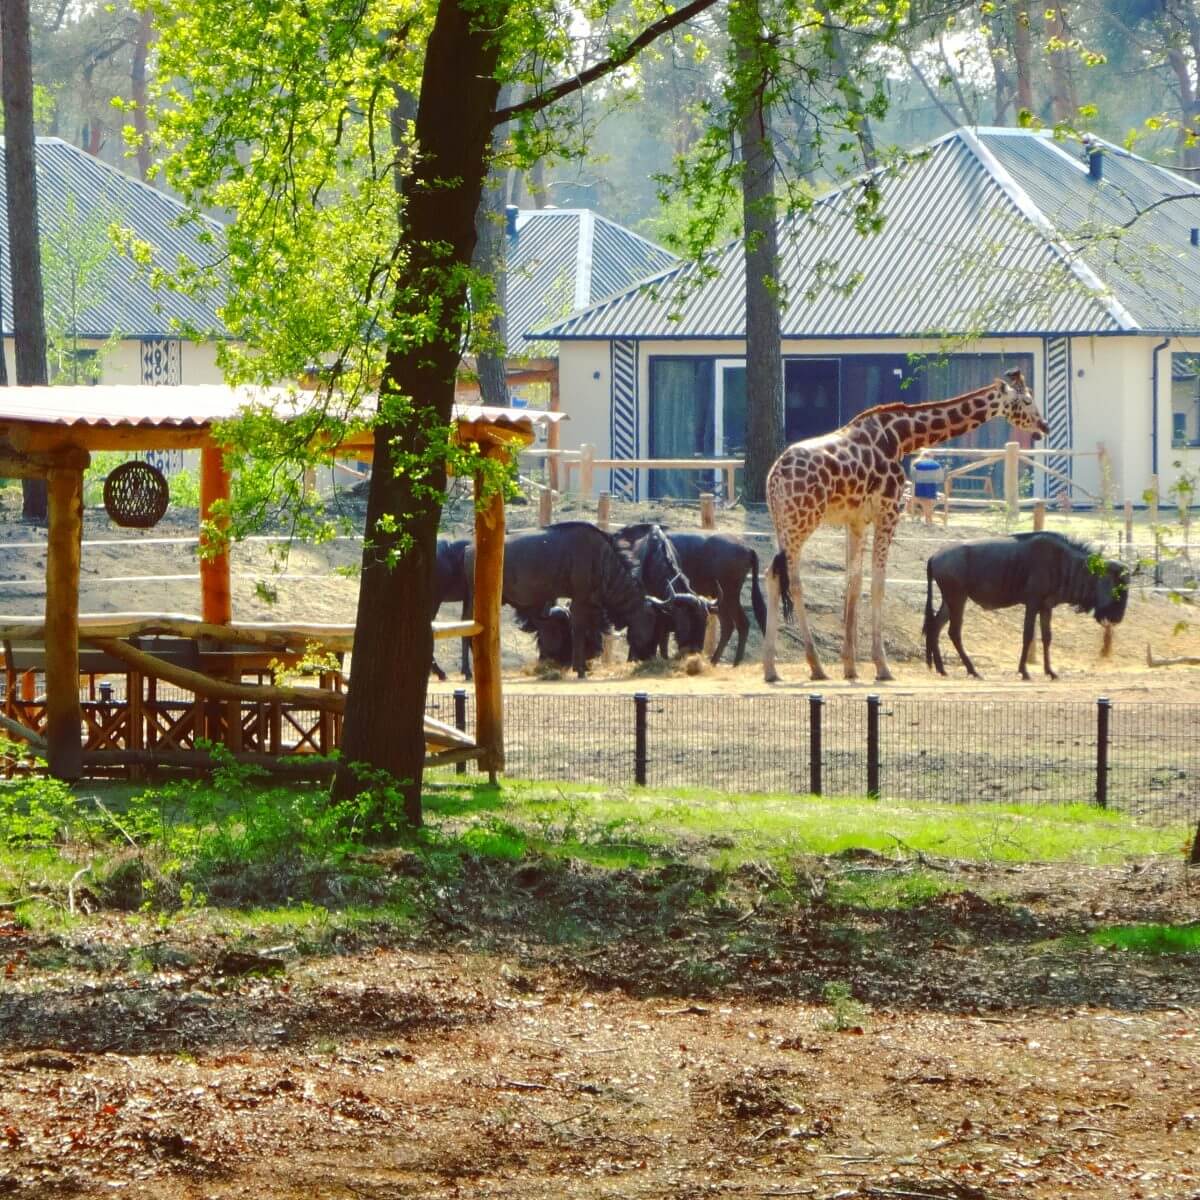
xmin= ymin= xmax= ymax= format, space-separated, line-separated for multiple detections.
xmin=540 ymin=128 xmax=1200 ymax=341
xmin=0 ymin=138 xmax=226 ymax=340
xmin=505 ymin=208 xmax=675 ymax=354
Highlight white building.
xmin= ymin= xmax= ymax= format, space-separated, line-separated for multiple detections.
xmin=537 ymin=128 xmax=1200 ymax=505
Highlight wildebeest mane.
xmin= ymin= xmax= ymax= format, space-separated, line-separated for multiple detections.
xmin=546 ymin=521 xmax=648 ymax=627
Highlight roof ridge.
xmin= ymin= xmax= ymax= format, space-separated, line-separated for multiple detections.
xmin=958 ymin=127 xmax=1138 ymax=332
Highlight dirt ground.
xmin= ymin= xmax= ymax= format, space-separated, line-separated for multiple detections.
xmin=1 ymin=855 xmax=1198 ymax=1198
xmin=3 ymin=482 xmax=1193 ymax=703
xmin=1 ymin=488 xmax=1199 ymax=1197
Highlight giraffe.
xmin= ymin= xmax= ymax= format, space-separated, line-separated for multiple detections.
xmin=761 ymin=368 xmax=1049 ymax=684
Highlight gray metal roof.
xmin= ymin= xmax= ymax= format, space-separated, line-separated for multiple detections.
xmin=506 ymin=208 xmax=675 ymax=355
xmin=539 ymin=128 xmax=1200 ymax=342
xmin=0 ymin=137 xmax=226 ymax=339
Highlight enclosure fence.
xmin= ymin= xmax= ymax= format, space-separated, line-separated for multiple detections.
xmin=426 ymin=691 xmax=1200 ymax=826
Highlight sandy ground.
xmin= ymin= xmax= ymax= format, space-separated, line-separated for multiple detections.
xmin=0 ymin=483 xmax=1196 ymax=704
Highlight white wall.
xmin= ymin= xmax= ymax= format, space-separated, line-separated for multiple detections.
xmin=528 ymin=333 xmax=1200 ymax=504
xmin=1 ymin=335 xmax=227 ymax=386
xmin=555 ymin=339 xmax=612 ymax=457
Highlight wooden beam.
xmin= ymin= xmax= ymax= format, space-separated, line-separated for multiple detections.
xmin=0 ymin=614 xmax=477 ymax=652
xmin=473 ymin=457 xmax=506 ymax=781
xmin=45 ymin=467 xmax=84 ymax=779
xmin=85 ymin=637 xmax=347 ymax=712
xmin=200 ymin=446 xmax=232 ymax=625
xmin=4 ymin=424 xmax=212 ymax=454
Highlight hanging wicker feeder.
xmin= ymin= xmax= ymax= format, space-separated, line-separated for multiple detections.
xmin=103 ymin=460 xmax=170 ymax=529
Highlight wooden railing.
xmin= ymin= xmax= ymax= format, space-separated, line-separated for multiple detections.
xmin=523 ymin=444 xmax=742 ymax=502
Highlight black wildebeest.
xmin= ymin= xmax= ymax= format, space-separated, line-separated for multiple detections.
xmin=616 ymin=525 xmax=766 ymax=665
xmin=923 ymin=531 xmax=1130 ymax=680
xmin=430 ymin=537 xmax=471 ymax=680
xmin=464 ymin=522 xmax=666 ymax=677
xmin=615 ymin=523 xmax=718 ymax=658
xmin=662 ymin=532 xmax=766 ymax=665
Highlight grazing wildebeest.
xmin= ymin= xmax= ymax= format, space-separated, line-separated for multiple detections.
xmin=615 ymin=523 xmax=718 ymax=658
xmin=923 ymin=531 xmax=1130 ymax=680
xmin=464 ymin=522 xmax=666 ymax=677
xmin=430 ymin=537 xmax=471 ymax=680
xmin=514 ymin=603 xmax=607 ymax=668
xmin=664 ymin=532 xmax=766 ymax=665
xmin=616 ymin=525 xmax=766 ymax=665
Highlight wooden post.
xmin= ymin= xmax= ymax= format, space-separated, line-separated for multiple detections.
xmin=580 ymin=443 xmax=595 ymax=497
xmin=1097 ymin=442 xmax=1112 ymax=511
xmin=473 ymin=457 xmax=506 ymax=782
xmin=537 ymin=487 xmax=552 ymax=528
xmin=200 ymin=444 xmax=233 ymax=625
xmin=45 ymin=466 xmax=84 ymax=779
xmin=1004 ymin=440 xmax=1020 ymax=518
xmin=725 ymin=465 xmax=737 ymax=503
xmin=547 ymin=370 xmax=560 ymax=493
xmin=1123 ymin=499 xmax=1133 ymax=550
xmin=1032 ymin=499 xmax=1045 ymax=531
xmin=597 ymin=491 xmax=611 ymax=532
xmin=699 ymin=493 xmax=716 ymax=529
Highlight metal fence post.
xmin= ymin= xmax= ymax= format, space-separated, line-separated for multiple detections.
xmin=866 ymin=693 xmax=880 ymax=800
xmin=634 ymin=692 xmax=648 ymax=786
xmin=1096 ymin=696 xmax=1111 ymax=809
xmin=453 ymin=688 xmax=468 ymax=775
xmin=808 ymin=693 xmax=823 ymax=796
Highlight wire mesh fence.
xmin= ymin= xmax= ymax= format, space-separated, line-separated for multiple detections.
xmin=429 ymin=690 xmax=1200 ymax=826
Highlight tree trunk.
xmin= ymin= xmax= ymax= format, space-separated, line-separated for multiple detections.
xmin=1045 ymin=4 xmax=1076 ymax=123
xmin=1012 ymin=0 xmax=1034 ymax=115
xmin=332 ymin=0 xmax=505 ymax=824
xmin=986 ymin=20 xmax=1016 ymax=125
xmin=130 ymin=7 xmax=154 ymax=182
xmin=1167 ymin=46 xmax=1200 ymax=174
xmin=472 ymin=89 xmax=512 ymax=408
xmin=1 ymin=0 xmax=49 ymax=522
xmin=734 ymin=0 xmax=784 ymax=504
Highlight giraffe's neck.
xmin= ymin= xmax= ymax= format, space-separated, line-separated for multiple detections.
xmin=877 ymin=385 xmax=1003 ymax=459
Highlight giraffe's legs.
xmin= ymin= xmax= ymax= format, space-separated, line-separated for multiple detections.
xmin=869 ymin=504 xmax=900 ymax=682
xmin=763 ymin=532 xmax=826 ymax=683
xmin=843 ymin=526 xmax=865 ymax=680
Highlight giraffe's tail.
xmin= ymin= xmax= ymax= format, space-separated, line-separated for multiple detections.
xmin=771 ymin=551 xmax=794 ymax=623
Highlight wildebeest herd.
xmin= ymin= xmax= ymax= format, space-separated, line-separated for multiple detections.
xmin=430 ymin=521 xmax=1129 ymax=682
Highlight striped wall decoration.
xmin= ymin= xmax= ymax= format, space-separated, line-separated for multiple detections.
xmin=1043 ymin=337 xmax=1072 ymax=497
xmin=610 ymin=338 xmax=639 ymax=499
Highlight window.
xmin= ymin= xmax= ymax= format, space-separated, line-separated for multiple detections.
xmin=1172 ymin=353 xmax=1200 ymax=447
xmin=647 ymin=357 xmax=714 ymax=499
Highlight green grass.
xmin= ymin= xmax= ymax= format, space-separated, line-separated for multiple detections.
xmin=1091 ymin=923 xmax=1200 ymax=955
xmin=424 ymin=781 xmax=1184 ymax=870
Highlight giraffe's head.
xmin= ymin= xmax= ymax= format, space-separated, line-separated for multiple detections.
xmin=999 ymin=368 xmax=1050 ymax=440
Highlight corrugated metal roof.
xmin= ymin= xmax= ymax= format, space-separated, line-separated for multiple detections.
xmin=539 ymin=129 xmax=1200 ymax=341
xmin=0 ymin=138 xmax=227 ymax=340
xmin=0 ymin=384 xmax=563 ymax=432
xmin=506 ymin=209 xmax=675 ymax=354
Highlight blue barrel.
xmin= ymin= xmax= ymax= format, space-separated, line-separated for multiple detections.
xmin=913 ymin=457 xmax=943 ymax=500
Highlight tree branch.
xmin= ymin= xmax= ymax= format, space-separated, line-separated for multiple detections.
xmin=492 ymin=0 xmax=718 ymax=126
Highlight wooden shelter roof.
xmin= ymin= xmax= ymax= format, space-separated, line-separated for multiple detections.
xmin=0 ymin=385 xmax=565 ymax=455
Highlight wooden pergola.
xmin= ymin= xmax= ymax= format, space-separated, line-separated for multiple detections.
xmin=0 ymin=385 xmax=560 ymax=780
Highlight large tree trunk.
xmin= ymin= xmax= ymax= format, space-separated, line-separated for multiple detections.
xmin=1012 ymin=0 xmax=1034 ymax=115
xmin=472 ymin=90 xmax=512 ymax=408
xmin=734 ymin=0 xmax=784 ymax=505
xmin=332 ymin=0 xmax=504 ymax=824
xmin=1 ymin=0 xmax=49 ymax=522
xmin=1044 ymin=4 xmax=1076 ymax=123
